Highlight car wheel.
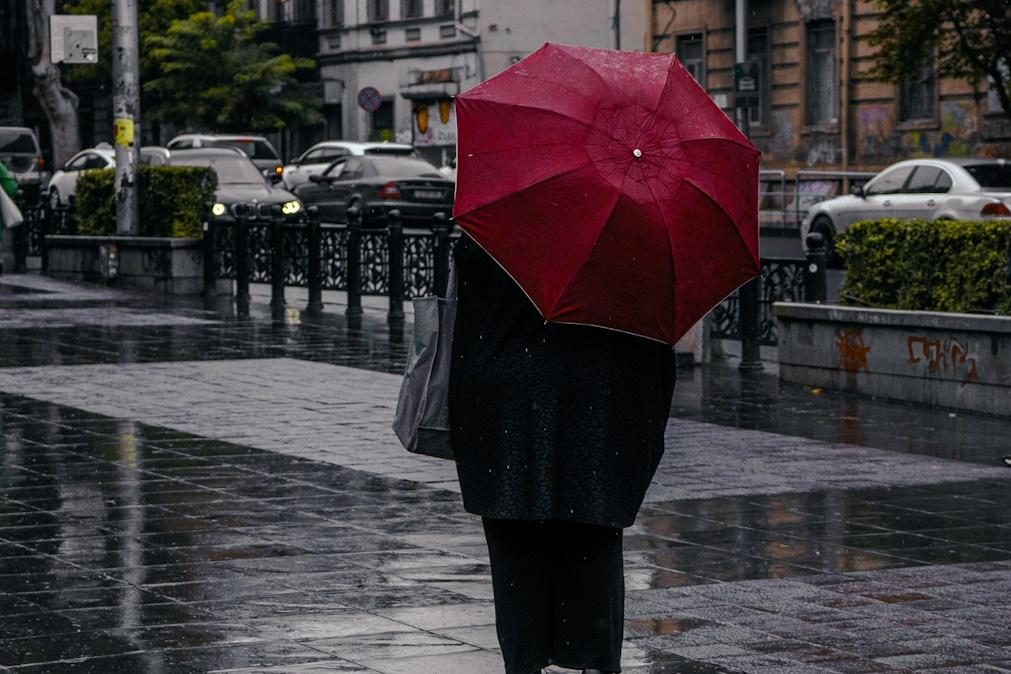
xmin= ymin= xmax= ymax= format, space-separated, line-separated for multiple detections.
xmin=49 ymin=189 xmax=62 ymax=210
xmin=810 ymin=216 xmax=841 ymax=268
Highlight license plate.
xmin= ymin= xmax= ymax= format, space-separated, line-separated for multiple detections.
xmin=414 ymin=190 xmax=443 ymax=200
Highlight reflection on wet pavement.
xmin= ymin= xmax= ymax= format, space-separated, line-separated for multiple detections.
xmin=1 ymin=274 xmax=1010 ymax=672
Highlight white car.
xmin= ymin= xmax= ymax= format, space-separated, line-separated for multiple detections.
xmin=802 ymin=158 xmax=1011 ymax=261
xmin=282 ymin=141 xmax=417 ymax=190
xmin=47 ymin=145 xmax=170 ymax=208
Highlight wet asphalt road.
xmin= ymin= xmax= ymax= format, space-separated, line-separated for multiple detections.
xmin=0 ymin=273 xmax=1010 ymax=673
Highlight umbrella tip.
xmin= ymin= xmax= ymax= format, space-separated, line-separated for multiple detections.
xmin=633 ymin=148 xmax=642 ymax=158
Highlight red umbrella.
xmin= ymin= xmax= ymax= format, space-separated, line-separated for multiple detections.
xmin=452 ymin=43 xmax=761 ymax=344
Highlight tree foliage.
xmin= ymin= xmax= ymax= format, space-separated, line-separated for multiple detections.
xmin=868 ymin=1 xmax=1011 ymax=122
xmin=143 ymin=1 xmax=321 ymax=133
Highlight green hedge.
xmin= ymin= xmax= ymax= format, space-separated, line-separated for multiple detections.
xmin=74 ymin=165 xmax=217 ymax=238
xmin=837 ymin=218 xmax=1011 ymax=315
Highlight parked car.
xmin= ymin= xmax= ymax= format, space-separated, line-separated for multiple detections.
xmin=47 ymin=145 xmax=170 ymax=208
xmin=802 ymin=158 xmax=1011 ymax=262
xmin=282 ymin=141 xmax=417 ymax=190
xmin=293 ymin=155 xmax=453 ymax=227
xmin=0 ymin=126 xmax=48 ymax=202
xmin=166 ymin=133 xmax=283 ymax=182
xmin=168 ymin=148 xmax=302 ymax=222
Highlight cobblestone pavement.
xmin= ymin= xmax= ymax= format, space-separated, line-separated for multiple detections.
xmin=1 ymin=274 xmax=1010 ymax=673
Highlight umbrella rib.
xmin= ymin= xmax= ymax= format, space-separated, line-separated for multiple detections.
xmin=463 ymin=99 xmax=596 ymax=133
xmin=552 ymin=45 xmax=623 ymax=101
xmin=454 ymin=160 xmax=596 ymax=222
xmin=670 ymin=136 xmax=760 ymax=153
xmin=639 ymin=172 xmax=680 ymax=344
xmin=651 ymin=158 xmax=757 ymax=215
xmin=676 ymin=178 xmax=758 ymax=263
xmin=545 ymin=186 xmax=623 ymax=319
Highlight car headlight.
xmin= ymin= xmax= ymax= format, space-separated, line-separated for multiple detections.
xmin=211 ymin=202 xmax=227 ymax=216
xmin=281 ymin=200 xmax=302 ymax=215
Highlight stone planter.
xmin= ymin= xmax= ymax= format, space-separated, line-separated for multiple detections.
xmin=775 ymin=302 xmax=1011 ymax=416
xmin=46 ymin=235 xmax=204 ymax=295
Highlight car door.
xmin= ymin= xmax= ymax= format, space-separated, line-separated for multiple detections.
xmin=892 ymin=165 xmax=943 ymax=220
xmin=859 ymin=164 xmax=916 ymax=221
xmin=328 ymin=158 xmax=364 ymax=222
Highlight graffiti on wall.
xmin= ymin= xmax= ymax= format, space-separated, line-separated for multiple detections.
xmin=907 ymin=335 xmax=980 ymax=382
xmin=836 ymin=328 xmax=870 ymax=373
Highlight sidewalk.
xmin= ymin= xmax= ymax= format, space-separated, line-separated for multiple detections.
xmin=1 ymin=274 xmax=1010 ymax=673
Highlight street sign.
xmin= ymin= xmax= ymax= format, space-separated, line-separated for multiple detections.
xmin=734 ymin=61 xmax=761 ymax=109
xmin=357 ymin=87 xmax=382 ymax=113
xmin=50 ymin=15 xmax=98 ymax=64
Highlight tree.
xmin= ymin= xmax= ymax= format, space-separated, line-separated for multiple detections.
xmin=25 ymin=0 xmax=81 ymax=165
xmin=144 ymin=1 xmax=321 ymax=133
xmin=868 ymin=1 xmax=1011 ymax=122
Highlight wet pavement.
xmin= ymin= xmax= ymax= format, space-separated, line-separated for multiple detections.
xmin=1 ymin=273 xmax=1010 ymax=673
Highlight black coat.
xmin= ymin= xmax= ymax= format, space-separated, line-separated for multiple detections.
xmin=448 ymin=236 xmax=677 ymax=529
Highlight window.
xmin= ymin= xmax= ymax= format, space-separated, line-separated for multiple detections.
xmin=934 ymin=171 xmax=952 ymax=193
xmin=341 ymin=158 xmax=364 ymax=180
xmin=865 ymin=165 xmax=914 ymax=196
xmin=747 ymin=27 xmax=769 ymax=127
xmin=904 ymin=166 xmax=943 ymax=193
xmin=900 ymin=63 xmax=935 ymax=121
xmin=66 ymin=154 xmax=89 ymax=171
xmin=806 ymin=20 xmax=836 ymax=126
xmin=439 ymin=24 xmax=456 ymax=38
xmin=401 ymin=0 xmax=422 ymax=18
xmin=405 ymin=27 xmax=421 ymax=41
xmin=964 ymin=164 xmax=1011 ymax=189
xmin=676 ymin=33 xmax=704 ymax=86
xmin=371 ymin=27 xmax=386 ymax=44
xmin=368 ymin=0 xmax=388 ymax=22
xmin=327 ymin=0 xmax=344 ymax=27
xmin=371 ymin=101 xmax=395 ymax=142
xmin=435 ymin=0 xmax=454 ymax=17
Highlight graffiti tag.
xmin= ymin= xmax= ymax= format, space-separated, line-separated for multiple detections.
xmin=907 ymin=335 xmax=979 ymax=382
xmin=836 ymin=328 xmax=870 ymax=372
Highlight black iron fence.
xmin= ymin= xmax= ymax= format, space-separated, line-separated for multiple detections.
xmin=12 ymin=201 xmax=76 ymax=272
xmin=14 ymin=202 xmax=826 ymax=348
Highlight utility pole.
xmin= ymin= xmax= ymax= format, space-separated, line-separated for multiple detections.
xmin=613 ymin=0 xmax=621 ymax=50
xmin=112 ymin=0 xmax=141 ymax=235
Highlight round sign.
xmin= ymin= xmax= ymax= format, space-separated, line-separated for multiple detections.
xmin=357 ymin=87 xmax=382 ymax=113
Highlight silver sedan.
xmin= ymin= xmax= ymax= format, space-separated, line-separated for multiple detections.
xmin=801 ymin=158 xmax=1011 ymax=261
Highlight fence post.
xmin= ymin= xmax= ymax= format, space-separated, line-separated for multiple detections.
xmin=269 ymin=209 xmax=285 ymax=310
xmin=432 ymin=212 xmax=450 ymax=297
xmin=346 ymin=206 xmax=363 ymax=320
xmin=738 ymin=276 xmax=764 ymax=372
xmin=306 ymin=206 xmax=322 ymax=313
xmin=234 ymin=219 xmax=251 ymax=313
xmin=804 ymin=232 xmax=828 ymax=303
xmin=39 ymin=204 xmax=50 ymax=273
xmin=387 ymin=209 xmax=405 ymax=324
xmin=202 ymin=204 xmax=216 ymax=296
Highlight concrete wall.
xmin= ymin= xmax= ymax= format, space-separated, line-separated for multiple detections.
xmin=47 ymin=236 xmax=205 ymax=295
xmin=776 ymin=302 xmax=1011 ymax=416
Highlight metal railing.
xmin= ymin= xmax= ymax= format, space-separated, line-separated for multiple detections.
xmin=12 ymin=201 xmax=76 ymax=272
xmin=758 ymin=170 xmax=878 ymax=230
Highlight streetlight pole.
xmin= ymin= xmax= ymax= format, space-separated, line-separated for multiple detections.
xmin=112 ymin=0 xmax=141 ymax=235
xmin=613 ymin=0 xmax=621 ymax=50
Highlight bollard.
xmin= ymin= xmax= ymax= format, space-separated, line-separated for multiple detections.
xmin=202 ymin=204 xmax=217 ymax=297
xmin=234 ymin=217 xmax=251 ymax=313
xmin=432 ymin=212 xmax=450 ymax=297
xmin=39 ymin=202 xmax=50 ymax=272
xmin=387 ymin=209 xmax=405 ymax=324
xmin=269 ymin=208 xmax=285 ymax=310
xmin=804 ymin=232 xmax=828 ymax=303
xmin=12 ymin=206 xmax=27 ymax=272
xmin=346 ymin=206 xmax=363 ymax=320
xmin=738 ymin=276 xmax=764 ymax=372
xmin=306 ymin=206 xmax=323 ymax=313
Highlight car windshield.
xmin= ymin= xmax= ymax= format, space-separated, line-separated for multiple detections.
xmin=205 ymin=139 xmax=279 ymax=161
xmin=964 ymin=164 xmax=1011 ymax=190
xmin=171 ymin=156 xmax=264 ymax=184
xmin=0 ymin=131 xmax=37 ymax=154
xmin=369 ymin=157 xmax=442 ymax=178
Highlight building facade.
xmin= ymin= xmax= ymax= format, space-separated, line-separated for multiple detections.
xmin=316 ymin=0 xmax=647 ymax=166
xmin=649 ymin=0 xmax=1011 ymax=174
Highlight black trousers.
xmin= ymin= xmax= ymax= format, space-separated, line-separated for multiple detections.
xmin=482 ymin=517 xmax=624 ymax=674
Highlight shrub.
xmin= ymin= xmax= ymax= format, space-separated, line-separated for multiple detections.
xmin=74 ymin=165 xmax=216 ymax=238
xmin=838 ymin=218 xmax=1011 ymax=315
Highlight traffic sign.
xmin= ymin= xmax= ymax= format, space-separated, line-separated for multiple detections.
xmin=734 ymin=61 xmax=761 ymax=109
xmin=357 ymin=87 xmax=382 ymax=113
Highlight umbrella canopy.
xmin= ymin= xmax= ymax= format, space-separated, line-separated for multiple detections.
xmin=453 ymin=43 xmax=761 ymax=345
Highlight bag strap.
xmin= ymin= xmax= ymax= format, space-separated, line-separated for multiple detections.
xmin=446 ymin=253 xmax=458 ymax=301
